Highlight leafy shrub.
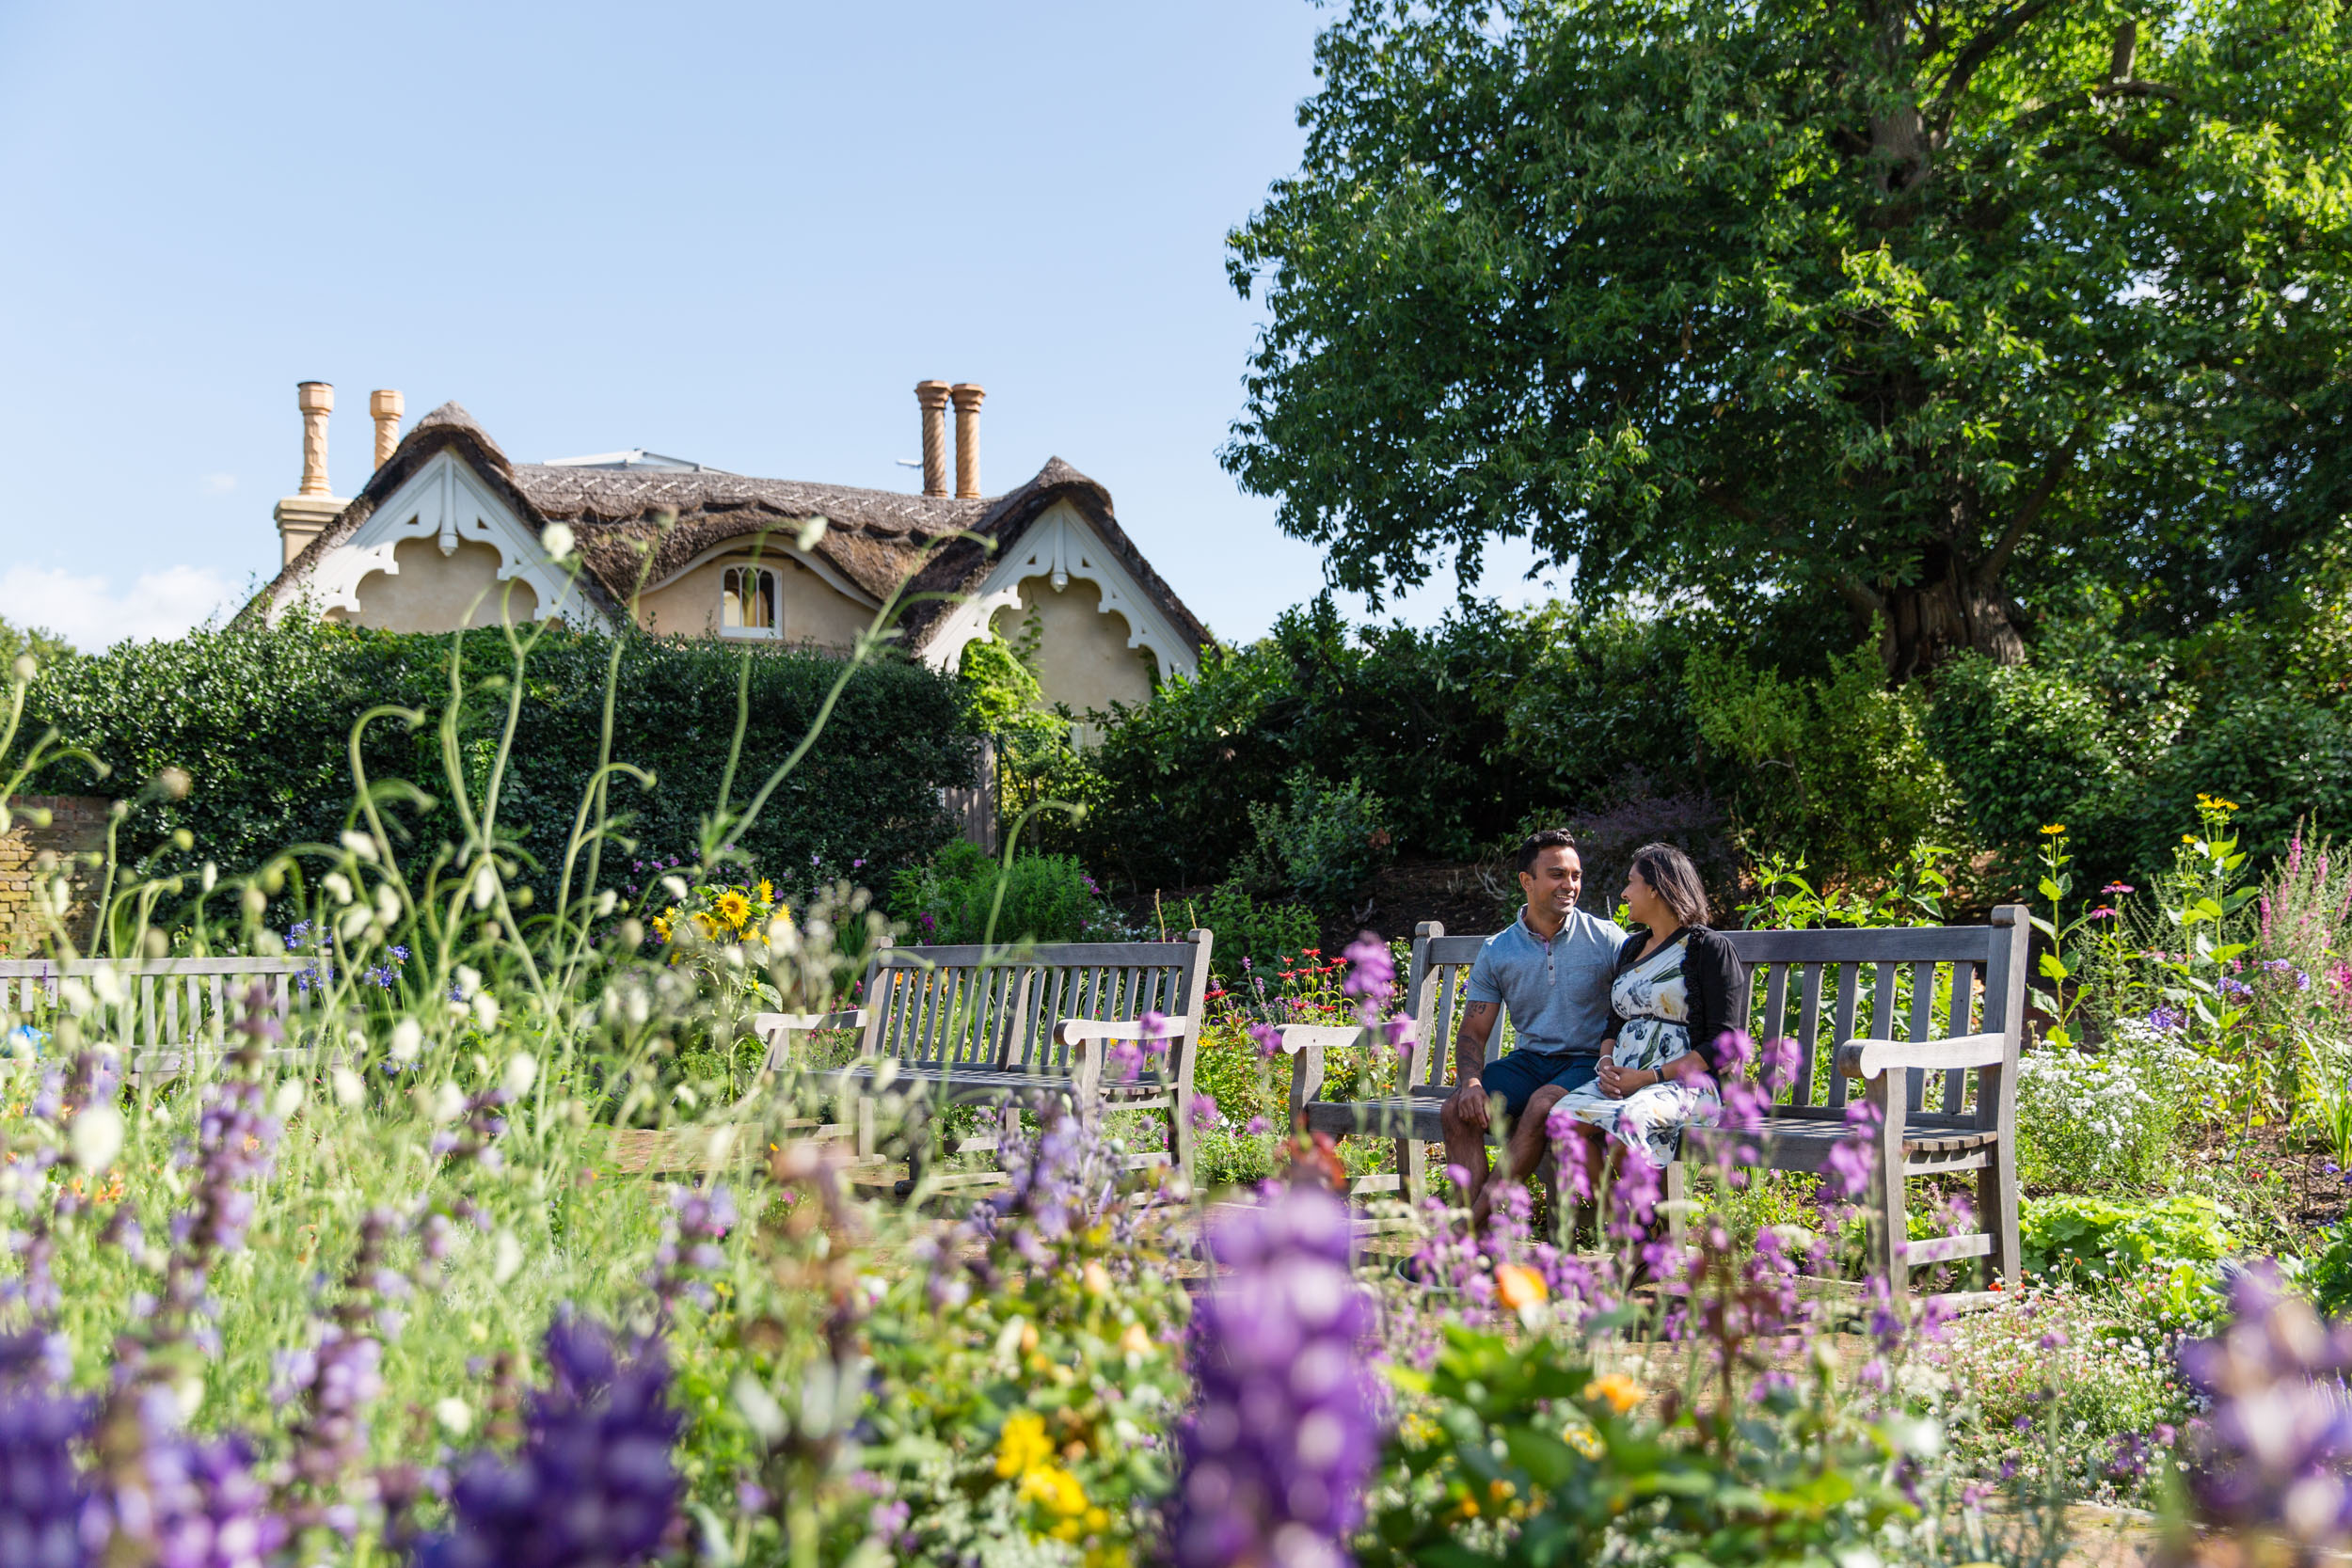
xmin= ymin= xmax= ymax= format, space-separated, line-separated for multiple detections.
xmin=21 ymin=612 xmax=981 ymax=898
xmin=2014 ymin=1019 xmax=2225 ymax=1190
xmin=1243 ymin=768 xmax=1393 ymax=917
xmin=1685 ymin=629 xmax=1960 ymax=881
xmin=889 ymin=840 xmax=1117 ymax=945
xmin=1183 ymin=880 xmax=1318 ymax=985
xmin=2021 ymin=1193 xmax=2238 ymax=1283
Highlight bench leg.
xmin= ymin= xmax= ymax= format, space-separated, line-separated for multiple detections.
xmin=1979 ymin=1134 xmax=2021 ymax=1290
xmin=855 ymin=1091 xmax=877 ymax=1161
xmin=1867 ymin=1074 xmax=1908 ymax=1304
xmin=1168 ymin=1090 xmax=1196 ymax=1192
xmin=1394 ymin=1134 xmax=1427 ymax=1205
xmin=1663 ymin=1160 xmax=1689 ymax=1246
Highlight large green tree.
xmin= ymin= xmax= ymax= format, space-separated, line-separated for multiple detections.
xmin=1226 ymin=0 xmax=2352 ymax=675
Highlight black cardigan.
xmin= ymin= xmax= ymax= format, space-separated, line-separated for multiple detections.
xmin=1611 ymin=926 xmax=1749 ymax=1073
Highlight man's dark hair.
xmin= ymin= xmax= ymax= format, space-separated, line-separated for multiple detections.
xmin=1628 ymin=842 xmax=1710 ymax=926
xmin=1516 ymin=828 xmax=1579 ymax=877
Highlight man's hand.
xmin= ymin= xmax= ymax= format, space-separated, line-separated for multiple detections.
xmin=1452 ymin=1079 xmax=1490 ymax=1132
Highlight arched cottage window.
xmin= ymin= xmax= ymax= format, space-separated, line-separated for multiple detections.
xmin=721 ymin=565 xmax=779 ymax=637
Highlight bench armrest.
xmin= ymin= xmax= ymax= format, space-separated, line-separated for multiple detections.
xmin=1277 ymin=1025 xmax=1366 ymax=1117
xmin=1835 ymin=1032 xmax=2007 ymax=1080
xmin=1055 ymin=1017 xmax=1195 ymax=1104
xmin=752 ymin=1009 xmax=868 ymax=1072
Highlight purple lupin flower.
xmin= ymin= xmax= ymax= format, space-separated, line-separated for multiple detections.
xmin=1821 ymin=1099 xmax=1880 ymax=1206
xmin=1341 ymin=932 xmax=1394 ymax=1027
xmin=87 ymin=1386 xmax=288 ymax=1568
xmin=0 ymin=1332 xmax=93 ymax=1568
xmin=416 ymin=1314 xmax=684 ymax=1568
xmin=2178 ymin=1264 xmax=2352 ymax=1551
xmin=1545 ymin=1101 xmax=1594 ymax=1204
xmin=645 ymin=1184 xmax=737 ymax=1319
xmin=1171 ymin=1184 xmax=1375 ymax=1568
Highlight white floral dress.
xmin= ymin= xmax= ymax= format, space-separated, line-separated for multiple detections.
xmin=1553 ymin=931 xmax=1722 ymax=1167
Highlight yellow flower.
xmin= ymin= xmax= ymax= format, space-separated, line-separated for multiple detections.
xmin=995 ymin=1412 xmax=1054 ymax=1480
xmin=1562 ymin=1421 xmax=1604 ymax=1458
xmin=2039 ymin=824 xmax=2067 ymax=836
xmin=1018 ymin=1463 xmax=1089 ymax=1519
xmin=756 ymin=879 xmax=774 ymax=905
xmin=692 ymin=911 xmax=721 ymax=941
xmin=715 ymin=890 xmax=752 ymax=929
xmin=1583 ymin=1371 xmax=1644 ymax=1415
xmin=649 ymin=914 xmax=672 ymax=943
xmin=1495 ymin=1263 xmax=1548 ymax=1311
xmin=1119 ymin=1323 xmax=1154 ymax=1357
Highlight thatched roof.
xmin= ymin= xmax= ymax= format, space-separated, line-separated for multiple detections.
xmin=249 ymin=403 xmax=1211 ymax=656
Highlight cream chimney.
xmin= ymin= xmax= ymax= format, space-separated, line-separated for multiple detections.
xmin=296 ymin=381 xmax=334 ymax=495
xmin=915 ymin=380 xmax=951 ymax=498
xmin=370 ymin=388 xmax=405 ymax=468
xmin=950 ymin=383 xmax=985 ymax=499
xmin=274 ymin=380 xmax=349 ymax=566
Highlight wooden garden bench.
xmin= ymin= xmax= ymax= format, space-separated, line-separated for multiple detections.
xmin=0 ymin=956 xmax=323 ymax=1084
xmin=759 ymin=932 xmax=1215 ymax=1189
xmin=1287 ymin=910 xmax=2029 ymax=1300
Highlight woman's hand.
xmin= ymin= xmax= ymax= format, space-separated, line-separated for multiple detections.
xmin=1595 ymin=1062 xmax=1656 ymax=1099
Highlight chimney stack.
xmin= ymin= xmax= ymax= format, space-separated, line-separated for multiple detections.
xmin=915 ymin=380 xmax=951 ymax=498
xmin=370 ymin=388 xmax=405 ymax=468
xmin=296 ymin=381 xmax=334 ymax=495
xmin=274 ymin=380 xmax=349 ymax=566
xmin=950 ymin=384 xmax=985 ymax=499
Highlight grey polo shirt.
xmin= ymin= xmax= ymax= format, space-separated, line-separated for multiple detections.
xmin=1464 ymin=907 xmax=1627 ymax=1057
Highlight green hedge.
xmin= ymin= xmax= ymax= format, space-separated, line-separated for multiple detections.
xmin=21 ymin=615 xmax=983 ymax=896
xmin=1053 ymin=585 xmax=2352 ymax=910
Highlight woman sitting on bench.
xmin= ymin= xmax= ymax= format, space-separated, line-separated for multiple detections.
xmin=1552 ymin=843 xmax=1746 ymax=1175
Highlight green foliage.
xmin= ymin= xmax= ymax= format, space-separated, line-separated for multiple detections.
xmin=1369 ymin=1323 xmax=1914 ymax=1567
xmin=1244 ymin=768 xmax=1393 ymax=916
xmin=0 ymin=615 xmax=75 ymax=675
xmin=2304 ymin=1216 xmax=2352 ymax=1321
xmin=21 ymin=612 xmax=980 ymax=898
xmin=1226 ymin=0 xmax=2352 ymax=675
xmin=888 ymin=840 xmax=1117 ymax=946
xmin=1686 ymin=630 xmax=1959 ymax=879
xmin=2021 ymin=1194 xmax=2237 ymax=1285
xmin=1184 ymin=880 xmax=1318 ymax=985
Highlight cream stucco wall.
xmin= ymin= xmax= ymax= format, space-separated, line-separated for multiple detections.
xmin=992 ymin=578 xmax=1156 ymax=715
xmin=350 ymin=538 xmax=539 ymax=631
xmin=635 ymin=550 xmax=875 ymax=648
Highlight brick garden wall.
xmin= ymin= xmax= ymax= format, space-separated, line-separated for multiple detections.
xmin=1 ymin=796 xmax=107 ymax=957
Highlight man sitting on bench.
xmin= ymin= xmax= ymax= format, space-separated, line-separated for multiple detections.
xmin=1439 ymin=829 xmax=1626 ymax=1229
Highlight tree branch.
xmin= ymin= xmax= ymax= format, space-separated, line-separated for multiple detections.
xmin=1976 ymin=432 xmax=2082 ymax=590
xmin=1930 ymin=0 xmax=2067 ymax=129
xmin=2090 ymin=79 xmax=2184 ymax=103
xmin=1836 ymin=575 xmax=1886 ymax=617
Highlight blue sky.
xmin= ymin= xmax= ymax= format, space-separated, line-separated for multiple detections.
xmin=0 ymin=0 xmax=1552 ymax=651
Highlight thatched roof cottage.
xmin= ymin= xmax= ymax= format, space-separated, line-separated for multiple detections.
xmin=248 ymin=382 xmax=1209 ymax=719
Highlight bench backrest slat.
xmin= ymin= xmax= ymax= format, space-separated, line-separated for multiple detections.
xmin=0 ymin=958 xmax=308 ymax=1053
xmin=857 ymin=935 xmax=1214 ymax=1079
xmin=1944 ymin=961 xmax=1978 ymax=1113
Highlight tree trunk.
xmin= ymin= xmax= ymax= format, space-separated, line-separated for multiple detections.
xmin=1867 ymin=542 xmax=2026 ymax=680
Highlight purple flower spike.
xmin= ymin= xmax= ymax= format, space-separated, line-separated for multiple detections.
xmin=1341 ymin=931 xmax=1396 ymax=1028
xmin=2178 ymin=1264 xmax=2352 ymax=1552
xmin=1171 ymin=1185 xmax=1375 ymax=1568
xmin=418 ymin=1313 xmax=684 ymax=1568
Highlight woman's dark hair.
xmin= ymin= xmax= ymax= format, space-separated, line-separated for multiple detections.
xmin=1515 ymin=828 xmax=1578 ymax=876
xmin=1627 ymin=843 xmax=1709 ymax=927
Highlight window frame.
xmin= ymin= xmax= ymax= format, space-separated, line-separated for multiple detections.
xmin=719 ymin=563 xmax=781 ymax=640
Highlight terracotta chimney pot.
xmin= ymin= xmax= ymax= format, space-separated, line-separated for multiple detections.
xmin=370 ymin=389 xmax=405 ymax=469
xmin=296 ymin=381 xmax=334 ymax=496
xmin=915 ymin=380 xmax=952 ymax=498
xmin=950 ymin=383 xmax=985 ymax=499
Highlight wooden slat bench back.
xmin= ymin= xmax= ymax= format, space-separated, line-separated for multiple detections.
xmin=0 ymin=957 xmax=322 ymax=1083
xmin=756 ymin=932 xmax=1216 ymax=1188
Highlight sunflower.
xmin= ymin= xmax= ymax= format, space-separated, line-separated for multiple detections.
xmin=650 ymin=913 xmax=672 ymax=944
xmin=715 ymin=890 xmax=753 ymax=929
xmin=756 ymin=879 xmax=774 ymax=907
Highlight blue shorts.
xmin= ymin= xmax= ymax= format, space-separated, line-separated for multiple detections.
xmin=1479 ymin=1050 xmax=1599 ymax=1119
